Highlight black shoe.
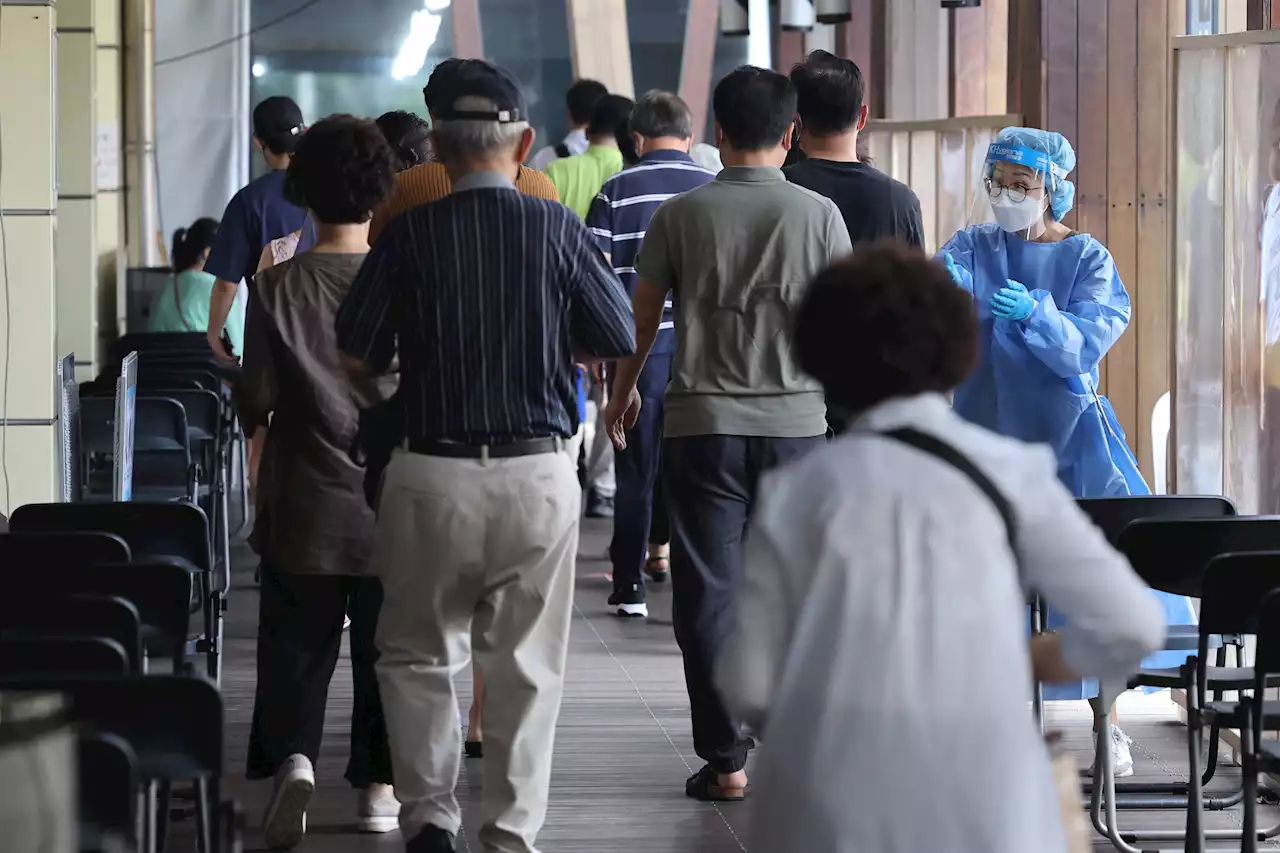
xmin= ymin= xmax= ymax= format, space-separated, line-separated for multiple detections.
xmin=607 ymin=585 xmax=648 ymax=618
xmin=645 ymin=554 xmax=670 ymax=583
xmin=685 ymin=764 xmax=746 ymax=802
xmin=407 ymin=824 xmax=456 ymax=853
xmin=584 ymin=490 xmax=615 ymax=519
xmin=463 ymin=739 xmax=483 ymax=759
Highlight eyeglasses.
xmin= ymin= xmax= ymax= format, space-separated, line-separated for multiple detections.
xmin=984 ymin=177 xmax=1043 ymax=205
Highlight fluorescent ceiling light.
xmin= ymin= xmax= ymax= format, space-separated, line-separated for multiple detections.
xmin=391 ymin=0 xmax=450 ymax=81
xmin=252 ymin=60 xmax=267 ymax=78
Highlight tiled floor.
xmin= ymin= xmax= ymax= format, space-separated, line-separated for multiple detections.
xmin=203 ymin=520 xmax=1280 ymax=852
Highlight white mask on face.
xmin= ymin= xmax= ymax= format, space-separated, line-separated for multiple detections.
xmin=991 ymin=194 xmax=1048 ymax=235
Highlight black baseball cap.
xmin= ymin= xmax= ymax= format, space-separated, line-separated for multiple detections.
xmin=423 ymin=58 xmax=489 ymax=115
xmin=252 ymin=96 xmax=304 ymax=140
xmin=432 ymin=61 xmax=527 ymax=124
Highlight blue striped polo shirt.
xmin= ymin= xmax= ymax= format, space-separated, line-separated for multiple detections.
xmin=585 ymin=149 xmax=716 ymax=355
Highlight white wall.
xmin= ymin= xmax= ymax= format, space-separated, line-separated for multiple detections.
xmin=155 ymin=0 xmax=251 ymax=248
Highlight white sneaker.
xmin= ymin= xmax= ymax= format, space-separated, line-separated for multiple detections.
xmin=1110 ymin=725 xmax=1135 ymax=778
xmin=357 ymin=784 xmax=400 ymax=833
xmin=262 ymin=753 xmax=314 ymax=850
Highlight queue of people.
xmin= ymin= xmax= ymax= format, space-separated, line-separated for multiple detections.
xmin=161 ymin=46 xmax=1184 ymax=853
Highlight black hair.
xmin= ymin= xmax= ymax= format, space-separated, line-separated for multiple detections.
xmin=587 ymin=94 xmax=635 ymax=139
xmin=712 ymin=66 xmax=797 ymax=152
xmin=630 ymin=90 xmax=694 ymax=140
xmin=794 ymin=243 xmax=978 ymax=415
xmin=171 ymin=217 xmax=219 ymax=273
xmin=566 ymin=79 xmax=609 ymax=126
xmin=284 ymin=114 xmax=398 ymax=225
xmin=376 ymin=110 xmax=432 ymax=171
xmin=790 ymin=50 xmax=865 ymax=137
xmin=615 ymin=122 xmax=640 ymax=167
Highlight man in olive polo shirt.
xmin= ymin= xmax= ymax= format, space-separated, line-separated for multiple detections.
xmin=543 ymin=93 xmax=634 ymax=219
xmin=605 ymin=65 xmax=851 ymax=801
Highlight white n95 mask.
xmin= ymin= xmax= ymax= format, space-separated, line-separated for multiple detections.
xmin=991 ymin=195 xmax=1047 ymax=234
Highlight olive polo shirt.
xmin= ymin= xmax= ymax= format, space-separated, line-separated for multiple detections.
xmin=635 ymin=165 xmax=853 ymax=438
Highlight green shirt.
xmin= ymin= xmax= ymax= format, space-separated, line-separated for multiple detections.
xmin=635 ymin=166 xmax=852 ymax=438
xmin=543 ymin=144 xmax=624 ymax=220
xmin=148 ymin=268 xmax=245 ymax=355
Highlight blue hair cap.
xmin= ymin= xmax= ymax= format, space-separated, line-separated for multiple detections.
xmin=993 ymin=126 xmax=1076 ymax=222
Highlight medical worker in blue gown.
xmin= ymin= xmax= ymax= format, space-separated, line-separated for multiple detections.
xmin=939 ymin=127 xmax=1196 ymax=778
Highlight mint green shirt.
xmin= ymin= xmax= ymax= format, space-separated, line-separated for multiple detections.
xmin=148 ymin=268 xmax=245 ymax=355
xmin=543 ymin=144 xmax=624 ymax=220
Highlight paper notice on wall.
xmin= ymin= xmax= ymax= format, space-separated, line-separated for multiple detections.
xmin=96 ymin=123 xmax=120 ymax=191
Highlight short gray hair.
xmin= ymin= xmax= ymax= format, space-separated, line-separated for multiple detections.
xmin=431 ymin=96 xmax=529 ymax=162
xmin=630 ymin=90 xmax=693 ymax=141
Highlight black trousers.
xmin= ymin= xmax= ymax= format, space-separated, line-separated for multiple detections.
xmin=247 ymin=564 xmax=393 ymax=788
xmin=609 ymin=352 xmax=672 ymax=592
xmin=664 ymin=433 xmax=824 ymax=773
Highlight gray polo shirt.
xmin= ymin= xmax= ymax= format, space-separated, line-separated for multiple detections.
xmin=636 ymin=165 xmax=853 ymax=438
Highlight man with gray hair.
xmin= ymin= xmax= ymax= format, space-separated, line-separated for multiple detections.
xmin=336 ymin=61 xmax=635 ymax=853
xmin=586 ymin=90 xmax=716 ymax=619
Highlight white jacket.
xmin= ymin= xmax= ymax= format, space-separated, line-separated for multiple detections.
xmin=716 ymin=392 xmax=1165 ymax=853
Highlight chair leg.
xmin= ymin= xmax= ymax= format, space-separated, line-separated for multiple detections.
xmin=1243 ymin=708 xmax=1258 ymax=853
xmin=194 ymin=777 xmax=212 ymax=853
xmin=155 ymin=780 xmax=171 ymax=853
xmin=1184 ymin=662 xmax=1205 ymax=853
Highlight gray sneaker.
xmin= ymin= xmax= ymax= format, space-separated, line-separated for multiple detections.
xmin=357 ymin=784 xmax=401 ymax=833
xmin=262 ymin=753 xmax=314 ymax=850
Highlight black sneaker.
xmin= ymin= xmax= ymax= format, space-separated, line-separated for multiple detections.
xmin=406 ymin=825 xmax=456 ymax=853
xmin=585 ymin=490 xmax=615 ymax=519
xmin=608 ymin=585 xmax=648 ymax=618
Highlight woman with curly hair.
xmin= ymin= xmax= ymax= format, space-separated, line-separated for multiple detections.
xmin=715 ymin=243 xmax=1165 ymax=853
xmin=235 ymin=114 xmax=400 ymax=849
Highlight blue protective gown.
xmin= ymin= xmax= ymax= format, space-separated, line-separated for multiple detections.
xmin=941 ymin=223 xmax=1195 ymax=701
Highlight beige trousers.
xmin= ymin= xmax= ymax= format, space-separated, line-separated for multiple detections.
xmin=373 ymin=447 xmax=580 ymax=853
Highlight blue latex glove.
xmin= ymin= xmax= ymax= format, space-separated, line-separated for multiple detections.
xmin=940 ymin=252 xmax=973 ymax=293
xmin=989 ymin=279 xmax=1036 ymax=322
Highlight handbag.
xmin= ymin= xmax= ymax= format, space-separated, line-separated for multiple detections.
xmin=881 ymin=427 xmax=1091 ymax=853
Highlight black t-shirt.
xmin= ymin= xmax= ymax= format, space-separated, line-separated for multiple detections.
xmin=784 ymin=157 xmax=925 ymax=249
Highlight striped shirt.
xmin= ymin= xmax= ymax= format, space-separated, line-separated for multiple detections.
xmin=335 ymin=171 xmax=636 ymax=445
xmin=367 ymin=162 xmax=559 ymax=244
xmin=585 ymin=150 xmax=716 ymax=353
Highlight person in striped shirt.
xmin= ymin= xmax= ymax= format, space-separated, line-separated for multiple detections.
xmin=585 ymin=90 xmax=716 ymax=618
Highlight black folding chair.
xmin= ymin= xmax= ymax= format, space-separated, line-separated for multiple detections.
xmin=1242 ymin=587 xmax=1280 ymax=853
xmin=0 ymin=530 xmax=130 ymax=564
xmin=79 ymin=732 xmax=139 ymax=853
xmin=0 ymin=635 xmax=130 ymax=675
xmin=1172 ymin=553 xmax=1280 ymax=853
xmin=0 ymin=594 xmax=143 ymax=672
xmin=80 ymin=396 xmax=201 ymax=502
xmin=9 ymin=502 xmax=219 ymax=681
xmin=0 ymin=674 xmax=223 ymax=853
xmin=1090 ymin=519 xmax=1280 ymax=852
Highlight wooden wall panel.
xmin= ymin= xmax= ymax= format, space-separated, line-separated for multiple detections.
xmin=1044 ymin=0 xmax=1079 ymax=229
xmin=1105 ymin=0 xmax=1140 ymax=442
xmin=836 ymin=0 xmax=885 ymax=117
xmin=952 ymin=0 xmax=1008 ymax=116
xmin=450 ymin=0 xmax=483 ymax=59
xmin=678 ymin=0 xmax=718 ymax=143
xmin=1074 ymin=0 xmax=1108 ymax=247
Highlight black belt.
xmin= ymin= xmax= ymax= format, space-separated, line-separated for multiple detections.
xmin=407 ymin=437 xmax=564 ymax=459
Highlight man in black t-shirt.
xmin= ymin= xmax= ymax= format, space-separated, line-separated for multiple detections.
xmin=785 ymin=51 xmax=924 ymax=249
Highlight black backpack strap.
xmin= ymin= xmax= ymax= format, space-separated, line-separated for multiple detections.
xmin=554 ymin=142 xmax=571 ymax=159
xmin=882 ymin=427 xmax=1016 ymax=551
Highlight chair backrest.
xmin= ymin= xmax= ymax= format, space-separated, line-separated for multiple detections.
xmin=0 ymin=635 xmax=130 ymax=676
xmin=10 ymin=502 xmax=211 ymax=573
xmin=78 ymin=732 xmax=138 ymax=840
xmin=0 ymin=531 xmax=130 ymax=565
xmin=0 ymin=560 xmax=193 ymax=667
xmin=155 ymin=388 xmax=221 ymax=437
xmin=79 ymin=396 xmax=190 ymax=459
xmin=1199 ymin=552 xmax=1280 ymax=635
xmin=0 ymin=674 xmax=222 ymax=777
xmin=1254 ymin=588 xmax=1280 ymax=684
xmin=1117 ymin=516 xmax=1280 ymax=596
xmin=1077 ymin=495 xmax=1237 ymax=546
xmin=0 ymin=594 xmax=143 ymax=671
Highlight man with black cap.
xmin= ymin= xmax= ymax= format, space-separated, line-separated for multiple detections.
xmin=336 ymin=61 xmax=635 ymax=853
xmin=204 ymin=95 xmax=317 ymax=362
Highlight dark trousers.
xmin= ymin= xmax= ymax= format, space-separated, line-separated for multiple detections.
xmin=664 ymin=433 xmax=824 ymax=773
xmin=609 ymin=352 xmax=672 ymax=593
xmin=247 ymin=564 xmax=393 ymax=788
